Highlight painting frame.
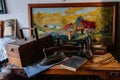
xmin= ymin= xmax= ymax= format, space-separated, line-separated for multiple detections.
xmin=28 ymin=2 xmax=118 ymax=49
xmin=0 ymin=0 xmax=7 ymax=14
xmin=3 ymin=19 xmax=17 ymax=38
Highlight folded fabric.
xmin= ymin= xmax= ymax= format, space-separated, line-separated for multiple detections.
xmin=0 ymin=38 xmax=16 ymax=61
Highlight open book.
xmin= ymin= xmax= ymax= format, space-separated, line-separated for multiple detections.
xmin=61 ymin=56 xmax=88 ymax=72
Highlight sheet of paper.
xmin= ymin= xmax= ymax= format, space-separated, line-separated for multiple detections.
xmin=24 ymin=57 xmax=68 ymax=78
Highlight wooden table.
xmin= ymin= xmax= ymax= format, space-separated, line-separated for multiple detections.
xmin=10 ymin=60 xmax=120 ymax=80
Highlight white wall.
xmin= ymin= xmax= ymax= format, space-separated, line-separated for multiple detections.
xmin=0 ymin=0 xmax=119 ymax=37
xmin=0 ymin=0 xmax=119 ymax=28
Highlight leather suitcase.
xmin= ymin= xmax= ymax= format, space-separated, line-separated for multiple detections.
xmin=5 ymin=38 xmax=44 ymax=68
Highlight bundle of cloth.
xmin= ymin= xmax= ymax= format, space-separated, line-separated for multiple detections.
xmin=0 ymin=38 xmax=15 ymax=71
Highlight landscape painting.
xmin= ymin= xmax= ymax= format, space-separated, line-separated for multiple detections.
xmin=28 ymin=3 xmax=117 ymax=48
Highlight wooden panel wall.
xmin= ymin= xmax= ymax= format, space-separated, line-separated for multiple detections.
xmin=116 ymin=2 xmax=120 ymax=49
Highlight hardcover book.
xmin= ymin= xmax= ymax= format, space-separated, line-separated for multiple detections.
xmin=61 ymin=56 xmax=88 ymax=72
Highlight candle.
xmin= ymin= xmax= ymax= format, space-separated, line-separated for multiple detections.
xmin=68 ymin=31 xmax=71 ymax=40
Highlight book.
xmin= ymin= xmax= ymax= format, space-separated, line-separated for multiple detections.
xmin=61 ymin=56 xmax=88 ymax=72
xmin=92 ymin=44 xmax=107 ymax=55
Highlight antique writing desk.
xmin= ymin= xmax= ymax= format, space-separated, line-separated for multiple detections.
xmin=11 ymin=59 xmax=120 ymax=80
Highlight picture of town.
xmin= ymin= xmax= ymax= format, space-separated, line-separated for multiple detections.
xmin=32 ymin=6 xmax=114 ymax=46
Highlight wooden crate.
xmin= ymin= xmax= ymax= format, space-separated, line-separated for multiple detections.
xmin=5 ymin=39 xmax=44 ymax=68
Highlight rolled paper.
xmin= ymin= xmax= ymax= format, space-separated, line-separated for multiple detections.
xmin=92 ymin=53 xmax=113 ymax=64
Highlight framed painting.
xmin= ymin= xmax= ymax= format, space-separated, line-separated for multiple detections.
xmin=0 ymin=0 xmax=6 ymax=14
xmin=3 ymin=19 xmax=17 ymax=38
xmin=28 ymin=2 xmax=118 ymax=49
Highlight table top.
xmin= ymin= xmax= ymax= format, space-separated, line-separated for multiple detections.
xmin=9 ymin=56 xmax=120 ymax=78
xmin=50 ymin=60 xmax=120 ymax=70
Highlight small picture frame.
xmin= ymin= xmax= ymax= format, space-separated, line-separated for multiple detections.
xmin=0 ymin=21 xmax=4 ymax=38
xmin=4 ymin=19 xmax=17 ymax=38
xmin=0 ymin=0 xmax=7 ymax=14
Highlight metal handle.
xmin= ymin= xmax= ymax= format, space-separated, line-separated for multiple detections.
xmin=110 ymin=72 xmax=119 ymax=77
xmin=9 ymin=48 xmax=14 ymax=52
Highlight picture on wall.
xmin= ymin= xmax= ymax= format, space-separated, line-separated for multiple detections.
xmin=0 ymin=0 xmax=6 ymax=14
xmin=4 ymin=19 xmax=17 ymax=38
xmin=28 ymin=3 xmax=117 ymax=48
